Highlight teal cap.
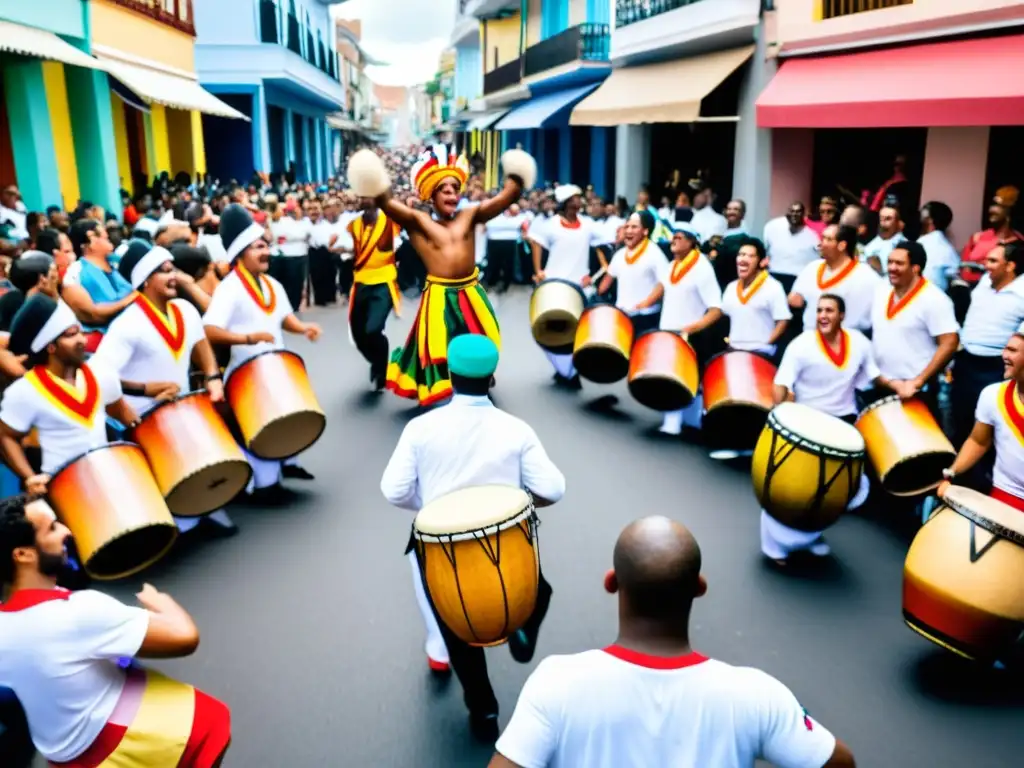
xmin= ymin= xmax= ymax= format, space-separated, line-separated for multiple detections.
xmin=448 ymin=334 xmax=499 ymax=378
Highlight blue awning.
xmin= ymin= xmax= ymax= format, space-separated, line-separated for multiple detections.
xmin=494 ymin=83 xmax=601 ymax=131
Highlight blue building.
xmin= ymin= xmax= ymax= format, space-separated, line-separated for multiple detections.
xmin=193 ymin=0 xmax=347 ymax=184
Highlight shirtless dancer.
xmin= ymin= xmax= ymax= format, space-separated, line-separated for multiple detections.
xmin=347 ymin=145 xmax=537 ymax=405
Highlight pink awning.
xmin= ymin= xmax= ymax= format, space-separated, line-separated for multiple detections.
xmin=757 ymin=34 xmax=1024 ymax=129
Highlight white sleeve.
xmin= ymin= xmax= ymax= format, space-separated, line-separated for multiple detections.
xmin=519 ymin=424 xmax=565 ymax=503
xmin=202 ymin=282 xmax=235 ymax=329
xmin=270 ymin=276 xmax=294 ymax=317
xmin=790 ymin=263 xmax=812 ymax=300
xmin=68 ymin=591 xmax=151 ymax=661
xmin=754 ymin=672 xmax=838 ymax=768
xmin=62 ymin=261 xmax=83 ymax=287
xmin=494 ymin=658 xmax=562 ymax=768
xmin=770 ymin=281 xmax=793 ymax=321
xmin=380 ymin=425 xmax=421 ymax=510
xmin=0 ymin=382 xmax=36 ymax=434
xmin=655 ymin=256 xmax=671 ymax=287
xmin=589 ymin=223 xmax=608 ymax=247
xmin=976 ymin=385 xmax=998 ymax=426
xmin=530 ymin=219 xmax=552 ymax=251
xmin=91 ymin=320 xmax=136 ymax=377
xmin=181 ymin=302 xmax=206 ymax=350
xmin=607 ymin=250 xmax=624 ymax=279
xmin=697 ymin=262 xmax=723 ymax=310
xmin=774 ymin=341 xmax=800 ymax=390
xmin=924 ymin=292 xmax=960 ymax=338
xmin=94 ymin=363 xmax=124 ymax=406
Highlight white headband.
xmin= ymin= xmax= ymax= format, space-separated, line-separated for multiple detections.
xmin=130 ymin=245 xmax=174 ymax=289
xmin=31 ymin=301 xmax=78 ymax=354
xmin=226 ymin=222 xmax=265 ymax=261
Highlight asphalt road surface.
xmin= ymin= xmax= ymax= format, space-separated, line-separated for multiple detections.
xmin=71 ymin=287 xmax=1024 ymax=767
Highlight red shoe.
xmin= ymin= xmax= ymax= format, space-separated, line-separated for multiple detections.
xmin=428 ymin=657 xmax=451 ymax=673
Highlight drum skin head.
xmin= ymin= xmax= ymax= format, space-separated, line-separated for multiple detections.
xmin=415 ymin=486 xmax=532 ymax=536
xmin=165 ymin=460 xmax=253 ymax=517
xmin=771 ymin=402 xmax=865 ymax=454
xmin=703 ymin=405 xmax=770 ymax=451
xmin=88 ymin=525 xmax=178 ymax=581
xmin=248 ymin=411 xmax=327 ymax=460
xmin=574 ymin=346 xmax=630 ymax=384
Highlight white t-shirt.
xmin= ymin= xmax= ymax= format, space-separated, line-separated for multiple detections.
xmin=91 ymin=297 xmax=207 ymax=415
xmin=721 ymin=273 xmax=792 ymax=354
xmin=657 ymin=252 xmax=722 ymax=331
xmin=308 ymin=218 xmax=338 ymax=248
xmin=691 ymin=206 xmax=728 ymax=243
xmin=335 ymin=212 xmax=358 ymax=254
xmin=202 ymin=268 xmax=293 ymax=378
xmin=976 ymin=381 xmax=1024 ymax=500
xmin=495 ymin=647 xmax=836 ymax=768
xmin=608 ymin=240 xmax=669 ymax=315
xmin=870 ymin=280 xmax=959 ymax=381
xmin=775 ymin=328 xmax=879 ymax=417
xmin=862 ymin=232 xmax=906 ymax=272
xmin=0 ymin=590 xmax=150 ymax=762
xmin=531 ymin=217 xmax=607 ymax=285
xmin=791 ymin=258 xmax=882 ymax=332
xmin=961 ymin=274 xmax=1024 ymax=357
xmin=918 ymin=230 xmax=960 ymax=293
xmin=763 ymin=218 xmax=820 ymax=277
xmin=486 ymin=214 xmax=528 ymax=242
xmin=0 ymin=362 xmax=123 ymax=474
xmin=271 ymin=216 xmax=311 ymax=257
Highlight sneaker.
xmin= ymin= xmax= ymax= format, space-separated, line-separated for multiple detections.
xmin=282 ymin=465 xmax=315 ymax=480
xmin=469 ymin=712 xmax=499 ymax=743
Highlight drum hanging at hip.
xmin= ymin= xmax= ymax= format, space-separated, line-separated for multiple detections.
xmin=702 ymin=350 xmax=777 ymax=449
xmin=572 ymin=305 xmax=634 ymax=384
xmin=413 ymin=485 xmax=539 ymax=647
xmin=627 ymin=331 xmax=699 ymax=412
xmin=530 ymin=279 xmax=586 ymax=353
xmin=132 ymin=392 xmax=252 ymax=517
xmin=903 ymin=486 xmax=1024 ymax=665
xmin=225 ymin=350 xmax=326 ymax=460
xmin=751 ymin=403 xmax=866 ymax=532
xmin=47 ymin=442 xmax=176 ymax=580
xmin=855 ymin=395 xmax=955 ymax=496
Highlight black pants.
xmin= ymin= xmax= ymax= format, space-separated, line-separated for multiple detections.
xmin=0 ymin=692 xmax=34 ymax=768
xmin=630 ymin=311 xmax=661 ymax=336
xmin=338 ymin=258 xmax=355 ymax=298
xmin=308 ymin=246 xmax=336 ymax=306
xmin=270 ymin=255 xmax=307 ymax=312
xmin=350 ymin=283 xmax=392 ymax=376
xmin=484 ymin=240 xmax=516 ymax=290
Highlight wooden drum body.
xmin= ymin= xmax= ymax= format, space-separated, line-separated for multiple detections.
xmin=751 ymin=403 xmax=866 ymax=532
xmin=903 ymin=487 xmax=1024 ymax=664
xmin=572 ymin=305 xmax=634 ymax=384
xmin=225 ymin=350 xmax=326 ymax=460
xmin=530 ymin=279 xmax=586 ymax=352
xmin=702 ymin=350 xmax=777 ymax=450
xmin=856 ymin=395 xmax=955 ymax=497
xmin=48 ymin=443 xmax=176 ymax=580
xmin=627 ymin=331 xmax=698 ymax=412
xmin=132 ymin=392 xmax=251 ymax=517
xmin=414 ymin=486 xmax=539 ymax=647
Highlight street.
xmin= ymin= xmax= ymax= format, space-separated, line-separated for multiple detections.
xmin=92 ymin=287 xmax=1024 ymax=767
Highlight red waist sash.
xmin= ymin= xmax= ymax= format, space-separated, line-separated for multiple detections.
xmin=991 ymin=486 xmax=1024 ymax=513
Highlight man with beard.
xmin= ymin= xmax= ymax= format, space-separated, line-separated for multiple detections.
xmin=0 ymin=494 xmax=231 ymax=767
xmin=597 ymin=211 xmax=670 ymax=336
xmin=861 ymin=205 xmax=906 ymax=276
xmin=720 ymin=237 xmax=791 ymax=361
xmin=961 ymin=186 xmax=1021 ymax=286
xmin=346 ymin=144 xmax=536 ymax=406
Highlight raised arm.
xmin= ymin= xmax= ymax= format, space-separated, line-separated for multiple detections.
xmin=377 ymin=192 xmax=430 ymax=233
xmin=347 ymin=149 xmax=422 ymax=233
xmin=473 ymin=150 xmax=537 ymax=226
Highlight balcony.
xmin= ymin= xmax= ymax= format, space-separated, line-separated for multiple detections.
xmin=460 ymin=0 xmax=519 ymax=20
xmin=819 ymin=0 xmax=912 ymax=20
xmin=483 ymin=57 xmax=522 ymax=95
xmin=523 ymin=23 xmax=610 ymax=79
xmin=108 ymin=0 xmax=195 ymax=35
xmin=616 ymin=0 xmax=711 ymax=28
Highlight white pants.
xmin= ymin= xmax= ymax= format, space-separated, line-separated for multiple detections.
xmin=244 ymin=449 xmax=282 ymax=492
xmin=760 ymin=474 xmax=871 ymax=559
xmin=660 ymin=392 xmax=704 ymax=434
xmin=408 ymin=551 xmax=449 ymax=664
xmin=173 ymin=509 xmax=233 ymax=533
xmin=544 ymin=350 xmax=576 ymax=379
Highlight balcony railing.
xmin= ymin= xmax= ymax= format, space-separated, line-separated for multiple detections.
xmin=259 ymin=0 xmax=278 ymax=43
xmin=819 ymin=0 xmax=912 ymax=20
xmin=523 ymin=23 xmax=609 ymax=79
xmin=615 ymin=0 xmax=707 ymax=29
xmin=108 ymin=0 xmax=195 ymax=35
xmin=286 ymin=13 xmax=302 ymax=55
xmin=484 ymin=57 xmax=523 ymax=95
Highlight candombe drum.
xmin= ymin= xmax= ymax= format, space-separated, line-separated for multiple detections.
xmin=627 ymin=331 xmax=699 ymax=411
xmin=132 ymin=391 xmax=252 ymax=517
xmin=530 ymin=279 xmax=587 ymax=352
xmin=225 ymin=350 xmax=326 ymax=459
xmin=47 ymin=442 xmax=177 ymax=580
xmin=903 ymin=486 xmax=1024 ymax=665
xmin=751 ymin=402 xmax=865 ymax=532
xmin=855 ymin=395 xmax=955 ymax=496
xmin=413 ymin=486 xmax=539 ymax=647
xmin=572 ymin=305 xmax=634 ymax=384
xmin=702 ymin=350 xmax=777 ymax=450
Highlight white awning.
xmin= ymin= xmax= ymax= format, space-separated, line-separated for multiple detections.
xmin=97 ymin=55 xmax=249 ymax=121
xmin=0 ymin=20 xmax=106 ymax=71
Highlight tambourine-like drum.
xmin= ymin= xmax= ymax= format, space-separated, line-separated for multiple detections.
xmin=751 ymin=403 xmax=866 ymax=532
xmin=225 ymin=350 xmax=326 ymax=460
xmin=903 ymin=487 xmax=1024 ymax=664
xmin=572 ymin=305 xmax=634 ymax=384
xmin=47 ymin=442 xmax=176 ymax=580
xmin=702 ymin=350 xmax=777 ymax=449
xmin=627 ymin=331 xmax=699 ymax=411
xmin=856 ymin=395 xmax=955 ymax=497
xmin=413 ymin=486 xmax=539 ymax=647
xmin=530 ymin=279 xmax=586 ymax=352
xmin=132 ymin=392 xmax=251 ymax=517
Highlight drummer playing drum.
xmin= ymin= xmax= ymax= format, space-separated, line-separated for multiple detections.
xmin=720 ymin=237 xmax=791 ymax=363
xmin=596 ymin=211 xmax=669 ymax=337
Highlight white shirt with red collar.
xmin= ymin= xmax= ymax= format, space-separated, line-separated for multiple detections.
xmin=976 ymin=380 xmax=1024 ymax=503
xmin=495 ymin=644 xmax=837 ymax=768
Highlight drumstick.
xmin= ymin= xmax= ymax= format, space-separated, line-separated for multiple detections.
xmin=582 ymin=267 xmax=607 ymax=300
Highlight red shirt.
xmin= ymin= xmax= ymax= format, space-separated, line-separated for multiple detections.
xmin=961 ymin=228 xmax=1023 ymax=283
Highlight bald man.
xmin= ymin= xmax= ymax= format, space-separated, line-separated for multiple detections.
xmin=490 ymin=517 xmax=856 ymax=768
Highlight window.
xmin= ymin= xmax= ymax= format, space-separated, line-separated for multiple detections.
xmin=819 ymin=0 xmax=913 ymax=21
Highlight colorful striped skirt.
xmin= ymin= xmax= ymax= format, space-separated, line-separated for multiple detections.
xmin=386 ymin=269 xmax=501 ymax=406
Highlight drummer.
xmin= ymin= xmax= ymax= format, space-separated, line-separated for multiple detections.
xmin=720 ymin=236 xmax=791 ymax=363
xmin=597 ymin=211 xmax=670 ymax=336
xmin=766 ymin=294 xmax=895 ymax=564
xmin=0 ymin=295 xmax=139 ymax=497
xmin=938 ymin=326 xmax=1024 ymax=512
xmin=866 ymin=241 xmax=959 ymax=415
xmin=90 ymin=241 xmax=235 ymax=537
xmin=202 ymin=204 xmax=322 ymax=501
xmin=530 ymin=184 xmax=609 ymax=389
xmin=655 ymin=223 xmax=722 ymax=436
xmin=381 ymin=335 xmax=565 ymax=743
xmin=789 ymin=225 xmax=882 ymax=337
xmin=0 ymin=494 xmax=232 ymax=767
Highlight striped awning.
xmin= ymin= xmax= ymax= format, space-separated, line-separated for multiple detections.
xmin=0 ymin=20 xmax=105 ymax=71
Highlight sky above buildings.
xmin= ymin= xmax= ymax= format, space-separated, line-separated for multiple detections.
xmin=333 ymin=0 xmax=456 ymax=85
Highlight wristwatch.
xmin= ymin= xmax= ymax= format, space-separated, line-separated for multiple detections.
xmin=205 ymin=372 xmax=223 ymax=383
xmin=942 ymin=468 xmax=957 ymax=481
